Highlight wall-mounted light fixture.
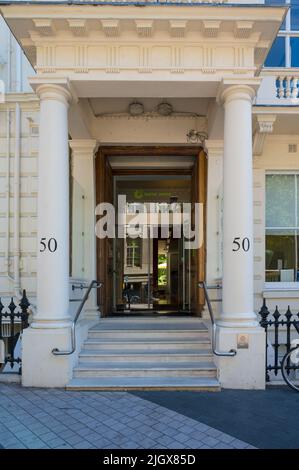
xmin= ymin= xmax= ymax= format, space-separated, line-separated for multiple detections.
xmin=128 ymin=102 xmax=144 ymax=116
xmin=157 ymin=102 xmax=173 ymax=116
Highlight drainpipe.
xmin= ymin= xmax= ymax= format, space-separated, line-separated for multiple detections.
xmin=5 ymin=109 xmax=10 ymax=278
xmin=15 ymin=43 xmax=22 ymax=94
xmin=13 ymin=44 xmax=22 ymax=297
xmin=13 ymin=102 xmax=21 ymax=297
xmin=7 ymin=33 xmax=11 ymax=92
xmin=4 ymin=35 xmax=12 ymax=284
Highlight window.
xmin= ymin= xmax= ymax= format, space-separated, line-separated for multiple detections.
xmin=291 ymin=0 xmax=299 ymax=29
xmin=266 ymin=174 xmax=299 ymax=283
xmin=290 ymin=37 xmax=299 ymax=66
xmin=264 ymin=0 xmax=299 ymax=68
xmin=126 ymin=238 xmax=142 ymax=267
xmin=265 ymin=37 xmax=286 ymax=67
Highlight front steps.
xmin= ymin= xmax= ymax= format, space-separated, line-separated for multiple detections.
xmin=67 ymin=317 xmax=220 ymax=391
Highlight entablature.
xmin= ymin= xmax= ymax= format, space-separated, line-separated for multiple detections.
xmin=0 ymin=3 xmax=287 ymax=90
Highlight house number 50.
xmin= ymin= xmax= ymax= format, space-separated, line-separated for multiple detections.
xmin=232 ymin=237 xmax=250 ymax=252
xmin=40 ymin=237 xmax=58 ymax=253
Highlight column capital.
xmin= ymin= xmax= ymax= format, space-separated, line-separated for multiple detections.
xmin=69 ymin=139 xmax=98 ymax=157
xmin=217 ymin=78 xmax=261 ymax=106
xmin=35 ymin=83 xmax=72 ymax=106
xmin=204 ymin=139 xmax=223 ymax=158
xmin=29 ymin=77 xmax=74 ymax=105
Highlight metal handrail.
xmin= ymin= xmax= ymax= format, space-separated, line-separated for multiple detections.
xmin=52 ymin=280 xmax=102 ymax=356
xmin=198 ymin=281 xmax=236 ymax=357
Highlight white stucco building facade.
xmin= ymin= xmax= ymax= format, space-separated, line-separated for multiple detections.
xmin=0 ymin=0 xmax=298 ymax=391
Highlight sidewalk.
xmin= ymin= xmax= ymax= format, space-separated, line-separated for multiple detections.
xmin=0 ymin=384 xmax=253 ymax=450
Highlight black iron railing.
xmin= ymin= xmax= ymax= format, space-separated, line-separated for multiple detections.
xmin=0 ymin=290 xmax=30 ymax=373
xmin=259 ymin=299 xmax=299 ymax=381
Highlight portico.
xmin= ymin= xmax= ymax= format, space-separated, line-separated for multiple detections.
xmin=0 ymin=1 xmax=287 ymax=389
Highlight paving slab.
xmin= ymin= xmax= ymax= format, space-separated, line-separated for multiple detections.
xmin=0 ymin=383 xmax=253 ymax=449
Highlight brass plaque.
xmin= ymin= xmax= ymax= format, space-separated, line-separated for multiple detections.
xmin=237 ymin=334 xmax=249 ymax=349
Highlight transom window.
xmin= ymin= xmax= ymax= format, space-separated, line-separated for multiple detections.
xmin=266 ymin=174 xmax=299 ymax=284
xmin=265 ymin=0 xmax=299 ymax=67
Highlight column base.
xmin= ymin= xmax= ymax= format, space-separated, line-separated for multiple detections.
xmin=30 ymin=319 xmax=72 ymax=329
xmin=21 ymin=326 xmax=73 ymax=388
xmin=217 ymin=311 xmax=259 ymax=328
xmin=216 ymin=325 xmax=266 ymax=390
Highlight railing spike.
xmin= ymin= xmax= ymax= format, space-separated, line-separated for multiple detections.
xmin=285 ymin=306 xmax=292 ymax=321
xmin=273 ymin=305 xmax=280 ymax=320
xmin=8 ymin=297 xmax=16 ymax=314
xmin=19 ymin=289 xmax=30 ymax=313
xmin=259 ymin=298 xmax=270 ymax=328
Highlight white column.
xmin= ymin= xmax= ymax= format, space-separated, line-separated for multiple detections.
xmin=32 ymin=84 xmax=72 ymax=327
xmin=22 ymin=83 xmax=73 ymax=387
xmin=221 ymin=85 xmax=257 ymax=327
xmin=70 ymin=140 xmax=98 ymax=314
xmin=216 ymin=84 xmax=266 ymax=390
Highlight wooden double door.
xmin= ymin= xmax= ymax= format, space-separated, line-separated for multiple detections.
xmin=95 ymin=147 xmax=207 ymax=316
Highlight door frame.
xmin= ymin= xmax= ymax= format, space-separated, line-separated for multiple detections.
xmin=95 ymin=146 xmax=207 ymax=316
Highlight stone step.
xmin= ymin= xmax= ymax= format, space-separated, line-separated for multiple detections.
xmin=88 ymin=330 xmax=209 ymax=340
xmin=66 ymin=376 xmax=221 ymax=391
xmin=68 ymin=318 xmax=219 ymax=391
xmin=73 ymin=361 xmax=217 ymax=378
xmin=92 ymin=319 xmax=207 ymax=329
xmin=84 ymin=339 xmax=211 ymax=350
xmin=78 ymin=349 xmax=213 ymax=363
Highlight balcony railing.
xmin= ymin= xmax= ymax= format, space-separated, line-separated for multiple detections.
xmin=276 ymin=76 xmax=299 ymax=99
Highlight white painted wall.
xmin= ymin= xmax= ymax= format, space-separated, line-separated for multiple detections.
xmin=0 ymin=96 xmax=39 ymax=301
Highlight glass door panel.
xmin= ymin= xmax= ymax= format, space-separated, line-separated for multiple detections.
xmin=113 ymin=174 xmax=192 ymax=313
xmin=114 ymin=224 xmax=153 ymax=312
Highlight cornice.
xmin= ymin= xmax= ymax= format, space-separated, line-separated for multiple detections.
xmin=0 ymin=4 xmax=288 ymax=22
xmin=0 ymin=3 xmax=286 ymax=88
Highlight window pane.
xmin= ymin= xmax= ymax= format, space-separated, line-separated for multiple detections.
xmin=266 ymin=175 xmax=296 ymax=227
xmin=265 ymin=37 xmax=286 ymax=67
xmin=291 ymin=37 xmax=299 ymax=66
xmin=266 ymin=229 xmax=296 ymax=282
xmin=126 ymin=238 xmax=142 ymax=267
xmin=291 ymin=0 xmax=299 ymax=30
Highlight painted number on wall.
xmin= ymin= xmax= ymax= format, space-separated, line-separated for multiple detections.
xmin=40 ymin=237 xmax=58 ymax=253
xmin=232 ymin=237 xmax=250 ymax=252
